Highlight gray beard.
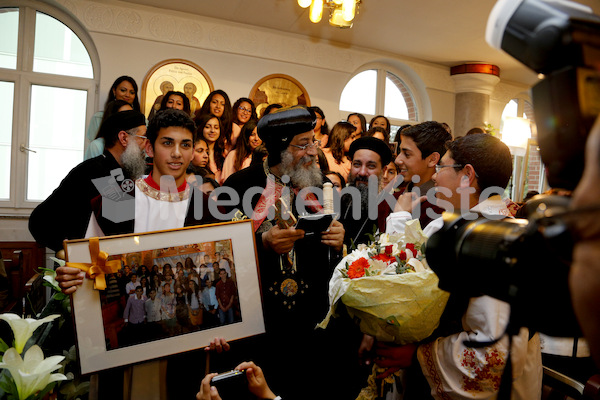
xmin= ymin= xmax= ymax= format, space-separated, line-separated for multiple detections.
xmin=121 ymin=143 xmax=146 ymax=180
xmin=279 ymin=149 xmax=323 ymax=188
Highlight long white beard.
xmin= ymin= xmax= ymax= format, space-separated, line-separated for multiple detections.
xmin=121 ymin=142 xmax=147 ymax=179
xmin=279 ymin=150 xmax=322 ymax=188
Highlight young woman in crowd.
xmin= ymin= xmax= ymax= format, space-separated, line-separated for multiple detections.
xmin=191 ymin=137 xmax=210 ymax=170
xmin=316 ymin=148 xmax=330 ymax=174
xmin=151 ymin=274 xmax=163 ymax=295
xmin=381 ymin=160 xmax=400 ymax=192
xmin=139 ymin=276 xmax=150 ymax=298
xmin=221 ymin=119 xmax=261 ymax=181
xmin=86 ymin=76 xmax=141 ymax=143
xmin=84 ymin=99 xmax=133 ymax=160
xmin=366 ymin=126 xmax=390 ymax=143
xmin=347 ymin=112 xmax=367 ymax=137
xmin=148 ymin=80 xmax=174 ymax=121
xmin=325 ymin=170 xmax=345 ymax=193
xmin=322 ymin=121 xmax=359 ymax=178
xmin=137 ymin=265 xmax=149 ymax=280
xmin=174 ymin=284 xmax=190 ymax=331
xmin=196 ymin=90 xmax=234 ymax=153
xmin=159 ymin=91 xmax=191 ymax=116
xmin=308 ymin=106 xmax=329 ymax=147
xmin=197 ymin=113 xmax=226 ymax=183
xmin=369 ymin=115 xmax=391 ymax=136
xmin=187 ymin=280 xmax=203 ymax=327
xmin=232 ymin=97 xmax=257 ymax=129
xmin=161 ymin=282 xmax=177 ymax=334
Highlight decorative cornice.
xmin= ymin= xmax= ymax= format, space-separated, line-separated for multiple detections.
xmin=56 ymin=0 xmax=458 ymax=92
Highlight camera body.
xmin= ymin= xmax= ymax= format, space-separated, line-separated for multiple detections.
xmin=425 ymin=195 xmax=580 ymax=336
xmin=210 ymin=370 xmax=251 ymax=399
xmin=424 ymin=0 xmax=600 ymax=335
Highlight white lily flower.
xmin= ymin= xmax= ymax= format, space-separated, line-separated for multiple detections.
xmin=0 ymin=314 xmax=60 ymax=354
xmin=0 ymin=345 xmax=67 ymax=400
xmin=41 ymin=269 xmax=61 ymax=292
xmin=48 ymin=257 xmax=65 ymax=268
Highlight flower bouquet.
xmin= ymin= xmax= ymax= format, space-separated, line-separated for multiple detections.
xmin=318 ymin=220 xmax=449 ymax=345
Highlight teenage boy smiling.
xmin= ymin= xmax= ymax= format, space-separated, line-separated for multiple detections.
xmin=60 ymin=109 xmax=219 ymax=294
xmin=55 ymin=108 xmax=225 ymax=400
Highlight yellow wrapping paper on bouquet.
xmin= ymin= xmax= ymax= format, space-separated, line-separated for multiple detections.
xmin=340 ymin=268 xmax=448 ymax=344
xmin=318 ymin=220 xmax=450 ymax=345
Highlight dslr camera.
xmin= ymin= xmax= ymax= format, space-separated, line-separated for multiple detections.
xmin=426 ymin=0 xmax=600 ymax=336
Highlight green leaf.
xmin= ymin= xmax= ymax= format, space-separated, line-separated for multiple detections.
xmin=0 ymin=338 xmax=9 ymax=353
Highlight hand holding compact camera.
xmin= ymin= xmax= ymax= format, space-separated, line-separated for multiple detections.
xmin=198 ymin=362 xmax=279 ymax=400
xmin=210 ymin=369 xmax=250 ymax=399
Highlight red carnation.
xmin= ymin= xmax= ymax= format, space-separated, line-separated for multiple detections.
xmin=398 ymin=251 xmax=407 ymax=261
xmin=385 ymin=245 xmax=393 ymax=255
xmin=406 ymin=243 xmax=415 ymax=253
xmin=348 ymin=257 xmax=369 ymax=279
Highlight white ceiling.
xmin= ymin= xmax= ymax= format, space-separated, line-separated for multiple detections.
xmin=121 ymin=0 xmax=600 ymax=85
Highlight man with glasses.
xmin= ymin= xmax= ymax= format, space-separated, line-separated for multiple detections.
xmin=222 ymin=106 xmax=364 ymax=400
xmin=29 ymin=110 xmax=148 ymax=252
xmin=380 ymin=133 xmax=542 ymax=399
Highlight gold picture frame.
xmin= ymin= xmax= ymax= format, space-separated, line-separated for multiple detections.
xmin=249 ymin=74 xmax=310 ymax=118
xmin=65 ymin=220 xmax=264 ymax=374
xmin=141 ymin=59 xmax=214 ymax=119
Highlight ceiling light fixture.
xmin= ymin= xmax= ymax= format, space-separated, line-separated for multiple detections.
xmin=297 ymin=0 xmax=362 ymax=28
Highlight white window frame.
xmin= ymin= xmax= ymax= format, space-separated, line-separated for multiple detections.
xmin=0 ymin=0 xmax=100 ymax=215
xmin=339 ymin=62 xmax=431 ymax=139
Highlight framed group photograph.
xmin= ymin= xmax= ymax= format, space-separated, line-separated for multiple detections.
xmin=65 ymin=220 xmax=264 ymax=375
xmin=249 ymin=74 xmax=310 ymax=118
xmin=141 ymin=59 xmax=214 ymax=120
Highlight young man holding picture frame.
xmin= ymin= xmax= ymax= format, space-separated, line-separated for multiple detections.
xmin=55 ymin=109 xmax=227 ymax=399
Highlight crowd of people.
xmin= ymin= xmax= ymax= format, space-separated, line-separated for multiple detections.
xmin=105 ymin=253 xmax=240 ymax=348
xmin=27 ymin=74 xmax=600 ymax=400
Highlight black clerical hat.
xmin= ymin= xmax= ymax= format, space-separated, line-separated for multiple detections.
xmin=348 ymin=136 xmax=393 ymax=166
xmin=257 ymin=106 xmax=317 ymax=166
xmin=99 ymin=110 xmax=146 ymax=145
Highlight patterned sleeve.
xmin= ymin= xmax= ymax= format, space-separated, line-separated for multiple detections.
xmin=416 ymin=295 xmax=542 ymax=400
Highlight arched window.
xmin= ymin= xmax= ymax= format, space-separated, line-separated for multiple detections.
xmin=339 ymin=66 xmax=419 ymax=141
xmin=0 ymin=1 xmax=98 ymax=210
xmin=500 ymin=96 xmax=546 ymax=200
xmin=501 ymin=98 xmax=535 ymax=124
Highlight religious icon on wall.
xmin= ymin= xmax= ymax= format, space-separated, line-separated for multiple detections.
xmin=249 ymin=74 xmax=311 ymax=118
xmin=141 ymin=59 xmax=214 ymax=120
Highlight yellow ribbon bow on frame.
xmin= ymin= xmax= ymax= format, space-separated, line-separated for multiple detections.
xmin=67 ymin=237 xmax=121 ymax=290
